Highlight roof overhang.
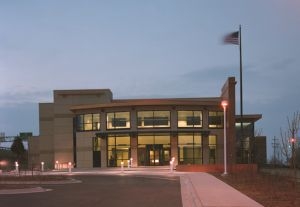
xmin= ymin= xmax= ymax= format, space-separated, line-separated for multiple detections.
xmin=70 ymin=97 xmax=221 ymax=112
xmin=235 ymin=114 xmax=262 ymax=123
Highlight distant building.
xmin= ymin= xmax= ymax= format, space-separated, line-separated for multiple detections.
xmin=28 ymin=77 xmax=266 ymax=169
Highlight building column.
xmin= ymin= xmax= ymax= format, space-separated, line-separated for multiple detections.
xmin=100 ymin=136 xmax=107 ymax=167
xmin=171 ymin=132 xmax=178 ymax=166
xmin=202 ymin=134 xmax=209 ymax=164
xmin=130 ymin=133 xmax=138 ymax=167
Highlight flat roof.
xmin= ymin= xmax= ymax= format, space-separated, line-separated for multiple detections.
xmin=235 ymin=114 xmax=262 ymax=123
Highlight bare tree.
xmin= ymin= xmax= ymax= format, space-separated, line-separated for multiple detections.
xmin=280 ymin=111 xmax=300 ymax=168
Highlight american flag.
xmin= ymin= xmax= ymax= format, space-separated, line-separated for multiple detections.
xmin=224 ymin=31 xmax=239 ymax=45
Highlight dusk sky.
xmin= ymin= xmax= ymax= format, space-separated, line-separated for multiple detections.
xmin=1 ymin=1 xmax=300 ymax=159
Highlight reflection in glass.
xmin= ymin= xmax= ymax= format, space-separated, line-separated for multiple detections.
xmin=208 ymin=111 xmax=223 ymax=128
xmin=178 ymin=111 xmax=202 ymax=127
xmin=178 ymin=133 xmax=202 ymax=164
xmin=107 ymin=135 xmax=130 ymax=167
xmin=138 ymin=111 xmax=170 ymax=128
xmin=107 ymin=112 xmax=130 ymax=129
xmin=76 ymin=114 xmax=100 ymax=131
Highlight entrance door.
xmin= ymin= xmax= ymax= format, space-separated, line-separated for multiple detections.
xmin=146 ymin=144 xmax=170 ymax=166
xmin=93 ymin=137 xmax=101 ymax=167
xmin=149 ymin=147 xmax=160 ymax=166
xmin=93 ymin=151 xmax=101 ymax=167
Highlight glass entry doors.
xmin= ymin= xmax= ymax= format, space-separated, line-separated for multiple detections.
xmin=137 ymin=134 xmax=171 ymax=166
xmin=148 ymin=145 xmax=160 ymax=165
xmin=147 ymin=144 xmax=170 ymax=166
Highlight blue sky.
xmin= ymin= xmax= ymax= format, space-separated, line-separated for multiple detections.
xmin=1 ymin=0 xmax=300 ymax=159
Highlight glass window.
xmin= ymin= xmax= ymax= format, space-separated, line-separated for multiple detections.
xmin=178 ymin=111 xmax=202 ymax=128
xmin=138 ymin=135 xmax=154 ymax=145
xmin=76 ymin=115 xmax=84 ymax=131
xmin=76 ymin=114 xmax=100 ymax=131
xmin=107 ymin=135 xmax=130 ymax=167
xmin=208 ymin=111 xmax=224 ymax=128
xmin=208 ymin=135 xmax=217 ymax=163
xmin=138 ymin=111 xmax=170 ymax=128
xmin=93 ymin=137 xmax=101 ymax=151
xmin=93 ymin=114 xmax=100 ymax=130
xmin=178 ymin=133 xmax=202 ymax=164
xmin=107 ymin=112 xmax=130 ymax=129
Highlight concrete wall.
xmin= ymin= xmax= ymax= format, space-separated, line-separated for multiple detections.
xmin=39 ymin=103 xmax=54 ymax=169
xmin=29 ymin=89 xmax=112 ymax=169
xmin=76 ymin=132 xmax=94 ymax=168
xmin=28 ymin=136 xmax=40 ymax=168
xmin=52 ymin=90 xmax=112 ymax=168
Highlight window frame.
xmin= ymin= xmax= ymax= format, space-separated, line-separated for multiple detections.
xmin=106 ymin=111 xmax=131 ymax=130
xmin=177 ymin=133 xmax=202 ymax=165
xmin=137 ymin=111 xmax=171 ymax=128
xmin=208 ymin=111 xmax=224 ymax=128
xmin=177 ymin=110 xmax=203 ymax=128
xmin=76 ymin=113 xmax=100 ymax=131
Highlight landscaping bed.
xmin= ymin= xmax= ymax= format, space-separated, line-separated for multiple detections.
xmin=214 ymin=170 xmax=300 ymax=207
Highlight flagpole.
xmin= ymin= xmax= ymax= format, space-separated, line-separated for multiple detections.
xmin=239 ymin=25 xmax=244 ymax=162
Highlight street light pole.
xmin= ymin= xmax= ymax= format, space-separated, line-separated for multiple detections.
xmin=290 ymin=138 xmax=296 ymax=169
xmin=221 ymin=100 xmax=228 ymax=175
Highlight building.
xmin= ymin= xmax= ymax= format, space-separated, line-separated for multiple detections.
xmin=28 ymin=77 xmax=266 ymax=170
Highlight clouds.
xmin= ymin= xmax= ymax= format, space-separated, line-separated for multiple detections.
xmin=0 ymin=102 xmax=38 ymax=136
xmin=0 ymin=89 xmax=51 ymax=107
xmin=243 ymin=57 xmax=300 ymax=104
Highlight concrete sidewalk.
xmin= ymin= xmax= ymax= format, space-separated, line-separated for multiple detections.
xmin=181 ymin=172 xmax=263 ymax=207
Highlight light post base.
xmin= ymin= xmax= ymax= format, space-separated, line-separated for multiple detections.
xmin=221 ymin=172 xmax=228 ymax=177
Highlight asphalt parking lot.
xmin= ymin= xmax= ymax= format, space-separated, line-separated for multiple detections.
xmin=0 ymin=174 xmax=183 ymax=207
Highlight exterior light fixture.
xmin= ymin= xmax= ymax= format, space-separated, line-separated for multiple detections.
xmin=221 ymin=100 xmax=228 ymax=175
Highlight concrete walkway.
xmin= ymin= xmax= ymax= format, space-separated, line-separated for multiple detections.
xmin=1 ymin=168 xmax=264 ymax=207
xmin=181 ymin=172 xmax=263 ymax=207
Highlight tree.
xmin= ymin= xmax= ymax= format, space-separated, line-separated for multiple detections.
xmin=280 ymin=111 xmax=300 ymax=168
xmin=10 ymin=136 xmax=26 ymax=163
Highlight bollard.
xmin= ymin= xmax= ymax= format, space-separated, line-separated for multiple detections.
xmin=127 ymin=160 xmax=130 ymax=170
xmin=68 ymin=162 xmax=72 ymax=173
xmin=170 ymin=157 xmax=175 ymax=173
xmin=121 ymin=161 xmax=124 ymax=173
xmin=170 ymin=160 xmax=173 ymax=173
xmin=130 ymin=158 xmax=133 ymax=167
xmin=55 ymin=160 xmax=59 ymax=170
xmin=15 ymin=161 xmax=19 ymax=174
xmin=41 ymin=162 xmax=44 ymax=172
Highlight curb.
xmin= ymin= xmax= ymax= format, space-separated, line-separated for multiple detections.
xmin=0 ymin=187 xmax=52 ymax=195
xmin=0 ymin=178 xmax=81 ymax=185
